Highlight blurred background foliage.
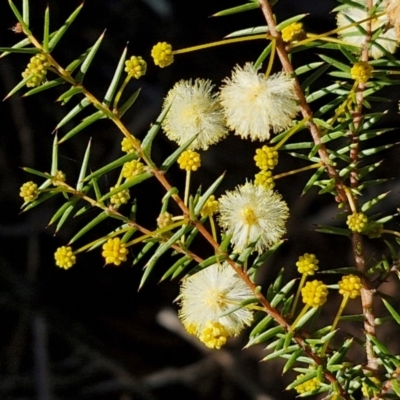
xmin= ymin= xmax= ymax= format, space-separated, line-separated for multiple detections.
xmin=1 ymin=0 xmax=399 ymax=399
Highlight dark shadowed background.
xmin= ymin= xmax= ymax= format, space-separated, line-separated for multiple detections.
xmin=1 ymin=1 xmax=399 ymax=399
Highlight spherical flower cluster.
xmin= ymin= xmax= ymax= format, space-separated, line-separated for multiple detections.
xmin=301 ymin=280 xmax=328 ymax=307
xmin=110 ymin=186 xmax=130 ymax=208
xmin=336 ymin=0 xmax=398 ymax=59
xmin=281 ymin=22 xmax=305 ymax=43
xmin=125 ymin=56 xmax=147 ymax=79
xmin=151 ymin=42 xmax=174 ymax=68
xmin=22 ymin=53 xmax=50 ymax=87
xmin=200 ymin=195 xmax=219 ymax=218
xmin=121 ymin=137 xmax=137 ymax=154
xmin=254 ymin=145 xmax=279 ymax=170
xmin=52 ymin=170 xmax=66 ymax=186
xmin=254 ymin=170 xmax=275 ymax=190
xmin=296 ymin=253 xmax=319 ymax=276
xmin=199 ymin=321 xmax=229 ymax=349
xmin=294 ymin=375 xmax=320 ymax=394
xmin=102 ymin=237 xmax=128 ymax=266
xmin=19 ymin=181 xmax=39 ymax=202
xmin=157 ymin=211 xmax=173 ymax=228
xmin=351 ymin=61 xmax=373 ymax=83
xmin=179 ymin=262 xmax=254 ymax=349
xmin=54 ymin=246 xmax=76 ymax=270
xmin=219 ymin=63 xmax=299 ymax=141
xmin=177 ymin=150 xmax=201 ymax=171
xmin=162 ymin=79 xmax=228 ymax=150
xmin=338 ymin=274 xmax=362 ymax=299
xmin=386 ymin=0 xmax=400 ymax=40
xmin=218 ymin=182 xmax=289 ymax=253
xmin=347 ymin=212 xmax=368 ymax=233
xmin=122 ymin=160 xmax=144 ymax=179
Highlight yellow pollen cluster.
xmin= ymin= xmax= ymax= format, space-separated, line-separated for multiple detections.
xmin=101 ymin=237 xmax=128 ymax=266
xmin=121 ymin=137 xmax=137 ymax=154
xmin=110 ymin=187 xmax=130 ymax=208
xmin=19 ymin=181 xmax=39 ymax=202
xmin=22 ymin=54 xmax=50 ymax=87
xmin=183 ymin=323 xmax=198 ymax=336
xmin=201 ymin=195 xmax=219 ymax=218
xmin=347 ymin=212 xmax=368 ymax=233
xmin=254 ymin=170 xmax=275 ymax=190
xmin=301 ymin=280 xmax=328 ymax=307
xmin=296 ymin=253 xmax=319 ymax=275
xmin=52 ymin=170 xmax=66 ymax=186
xmin=54 ymin=246 xmax=76 ymax=270
xmin=294 ymin=375 xmax=320 ymax=394
xmin=157 ymin=211 xmax=173 ymax=228
xmin=254 ymin=146 xmax=279 ymax=170
xmin=351 ymin=61 xmax=373 ymax=83
xmin=242 ymin=206 xmax=257 ymax=225
xmin=125 ymin=56 xmax=147 ymax=79
xmin=338 ymin=274 xmax=362 ymax=299
xmin=122 ymin=160 xmax=144 ymax=179
xmin=281 ymin=22 xmax=305 ymax=43
xmin=199 ymin=321 xmax=229 ymax=349
xmin=151 ymin=42 xmax=174 ymax=68
xmin=177 ymin=150 xmax=201 ymax=171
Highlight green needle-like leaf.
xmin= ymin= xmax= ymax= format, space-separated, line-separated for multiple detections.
xmin=119 ymin=88 xmax=141 ymax=117
xmin=57 ymin=86 xmax=83 ymax=104
xmin=55 ymin=98 xmax=91 ymax=130
xmin=50 ymin=134 xmax=59 ymax=176
xmin=161 ymin=255 xmax=192 ymax=281
xmin=276 ymin=14 xmax=308 ymax=31
xmin=212 ymin=2 xmax=261 ymax=17
xmin=132 ymin=241 xmax=157 ymax=265
xmin=24 ymin=79 xmax=64 ymax=97
xmin=224 ymin=26 xmax=268 ymax=39
xmin=142 ymin=103 xmax=171 ymax=155
xmin=0 ymin=47 xmax=38 ymax=55
xmin=69 ymin=212 xmax=108 ymax=244
xmin=247 ymin=326 xmax=284 ymax=347
xmin=43 ymin=6 xmax=50 ymax=52
xmin=76 ymin=139 xmax=91 ymax=191
xmin=103 ymin=46 xmax=128 ymax=106
xmin=4 ymin=75 xmax=33 ymax=100
xmin=75 ymin=31 xmax=106 ymax=83
xmin=48 ymin=3 xmax=84 ymax=51
xmin=21 ymin=167 xmax=52 ymax=180
xmin=59 ymin=110 xmax=104 ymax=143
xmin=382 ymin=298 xmax=400 ymax=325
xmin=48 ymin=196 xmax=80 ymax=226
xmin=283 ymin=348 xmax=303 ymax=374
xmin=22 ymin=0 xmax=29 ymax=26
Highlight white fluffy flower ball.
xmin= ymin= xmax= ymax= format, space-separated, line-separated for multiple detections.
xmin=218 ymin=182 xmax=289 ymax=253
xmin=219 ymin=63 xmax=299 ymax=141
xmin=161 ymin=78 xmax=228 ymax=150
xmin=179 ymin=262 xmax=254 ymax=346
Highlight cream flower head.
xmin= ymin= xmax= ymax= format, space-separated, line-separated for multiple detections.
xmin=218 ymin=182 xmax=289 ymax=253
xmin=336 ymin=0 xmax=398 ymax=59
xmin=219 ymin=63 xmax=299 ymax=141
xmin=179 ymin=262 xmax=254 ymax=348
xmin=161 ymin=79 xmax=228 ymax=150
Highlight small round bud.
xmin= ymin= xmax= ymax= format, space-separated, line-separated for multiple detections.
xmin=296 ymin=253 xmax=319 ymax=276
xmin=110 ymin=186 xmax=130 ymax=208
xmin=125 ymin=56 xmax=147 ymax=79
xmin=101 ymin=237 xmax=128 ymax=266
xmin=20 ymin=181 xmax=39 ymax=202
xmin=151 ymin=42 xmax=174 ymax=68
xmin=254 ymin=170 xmax=275 ymax=190
xmin=338 ymin=274 xmax=362 ymax=299
xmin=281 ymin=22 xmax=305 ymax=43
xmin=351 ymin=61 xmax=373 ymax=83
xmin=301 ymin=280 xmax=328 ymax=307
xmin=200 ymin=195 xmax=219 ymax=218
xmin=177 ymin=150 xmax=201 ymax=171
xmin=254 ymin=145 xmax=279 ymax=170
xmin=122 ymin=160 xmax=145 ymax=179
xmin=157 ymin=211 xmax=173 ymax=228
xmin=347 ymin=212 xmax=368 ymax=233
xmin=54 ymin=246 xmax=76 ymax=269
